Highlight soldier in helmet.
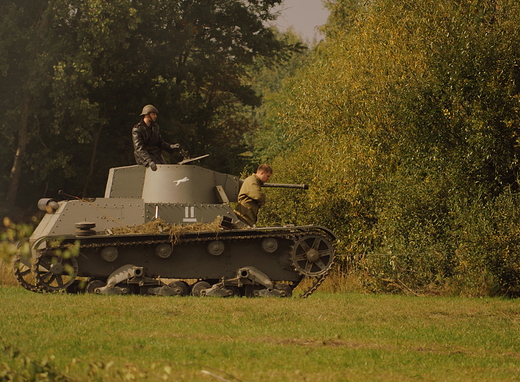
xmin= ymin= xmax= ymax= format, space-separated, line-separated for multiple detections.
xmin=234 ymin=164 xmax=273 ymax=227
xmin=132 ymin=104 xmax=181 ymax=171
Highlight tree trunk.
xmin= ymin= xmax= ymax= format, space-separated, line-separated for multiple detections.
xmin=6 ymin=97 xmax=30 ymax=205
xmin=5 ymin=4 xmax=49 ymax=208
xmin=82 ymin=124 xmax=104 ymax=198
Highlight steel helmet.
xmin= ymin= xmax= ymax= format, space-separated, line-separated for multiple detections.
xmin=140 ymin=104 xmax=158 ymax=116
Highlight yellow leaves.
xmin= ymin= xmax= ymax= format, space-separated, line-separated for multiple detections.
xmin=257 ymin=0 xmax=520 ymax=295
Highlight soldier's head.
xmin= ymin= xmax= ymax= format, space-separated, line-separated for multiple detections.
xmin=140 ymin=104 xmax=158 ymax=124
xmin=256 ymin=164 xmax=272 ymax=183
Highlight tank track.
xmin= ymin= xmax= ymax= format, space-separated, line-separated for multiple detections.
xmin=12 ymin=253 xmax=42 ymax=293
xmin=299 ymin=261 xmax=335 ymax=298
xmin=21 ymin=226 xmax=336 ymax=297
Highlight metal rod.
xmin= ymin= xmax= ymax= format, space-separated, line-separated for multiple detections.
xmin=262 ymin=183 xmax=309 ymax=189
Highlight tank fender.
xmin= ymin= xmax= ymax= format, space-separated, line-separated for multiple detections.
xmin=312 ymin=226 xmax=337 ymax=242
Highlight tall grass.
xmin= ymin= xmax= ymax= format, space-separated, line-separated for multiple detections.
xmin=0 ymin=260 xmax=17 ymax=287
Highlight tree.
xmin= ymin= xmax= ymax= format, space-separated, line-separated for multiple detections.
xmin=255 ymin=0 xmax=520 ymax=295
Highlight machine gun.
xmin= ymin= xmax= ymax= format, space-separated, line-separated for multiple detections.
xmin=238 ymin=179 xmax=309 ymax=190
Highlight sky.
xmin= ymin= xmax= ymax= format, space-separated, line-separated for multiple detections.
xmin=271 ymin=0 xmax=330 ymax=42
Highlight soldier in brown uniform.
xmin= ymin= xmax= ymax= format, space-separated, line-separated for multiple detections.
xmin=132 ymin=104 xmax=181 ymax=171
xmin=234 ymin=164 xmax=272 ymax=227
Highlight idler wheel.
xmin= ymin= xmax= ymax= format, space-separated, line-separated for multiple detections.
xmin=34 ymin=250 xmax=78 ymax=292
xmin=168 ymin=281 xmax=189 ymax=296
xmin=191 ymin=281 xmax=211 ymax=296
xmin=290 ymin=234 xmax=335 ymax=277
xmin=86 ymin=279 xmax=106 ymax=294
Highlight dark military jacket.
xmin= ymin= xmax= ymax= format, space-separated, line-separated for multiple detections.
xmin=132 ymin=120 xmax=174 ymax=166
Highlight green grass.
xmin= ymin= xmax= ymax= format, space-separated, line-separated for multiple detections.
xmin=1 ymin=287 xmax=519 ymax=381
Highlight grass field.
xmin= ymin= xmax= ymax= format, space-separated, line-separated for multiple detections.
xmin=1 ymin=284 xmax=519 ymax=382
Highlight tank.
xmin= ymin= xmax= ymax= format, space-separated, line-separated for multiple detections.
xmin=13 ymin=158 xmax=336 ymax=298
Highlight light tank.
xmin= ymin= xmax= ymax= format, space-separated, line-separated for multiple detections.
xmin=13 ymin=156 xmax=336 ymax=297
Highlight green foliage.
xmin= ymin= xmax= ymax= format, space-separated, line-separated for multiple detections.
xmin=0 ymin=218 xmax=34 ymax=262
xmin=450 ymin=191 xmax=520 ymax=296
xmin=1 ymin=342 xmax=72 ymax=381
xmin=0 ymin=340 xmax=160 ymax=381
xmin=255 ymin=0 xmax=520 ymax=296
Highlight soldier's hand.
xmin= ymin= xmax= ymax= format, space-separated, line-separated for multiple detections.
xmin=149 ymin=161 xmax=157 ymax=171
xmin=170 ymin=143 xmax=180 ymax=150
xmin=180 ymin=149 xmax=190 ymax=159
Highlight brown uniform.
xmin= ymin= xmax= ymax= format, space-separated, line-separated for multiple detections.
xmin=234 ymin=174 xmax=266 ymax=226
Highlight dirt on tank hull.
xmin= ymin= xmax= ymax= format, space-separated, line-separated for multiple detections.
xmin=14 ymin=160 xmax=336 ymax=297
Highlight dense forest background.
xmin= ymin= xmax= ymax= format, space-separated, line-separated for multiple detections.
xmin=3 ymin=0 xmax=520 ymax=296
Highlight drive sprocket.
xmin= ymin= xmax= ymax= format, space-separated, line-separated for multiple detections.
xmin=33 ymin=250 xmax=78 ymax=292
xmin=290 ymin=234 xmax=335 ymax=277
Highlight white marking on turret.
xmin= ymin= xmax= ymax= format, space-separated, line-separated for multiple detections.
xmin=173 ymin=176 xmax=189 ymax=186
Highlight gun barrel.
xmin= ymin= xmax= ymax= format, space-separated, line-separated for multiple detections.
xmin=262 ymin=183 xmax=309 ymax=190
